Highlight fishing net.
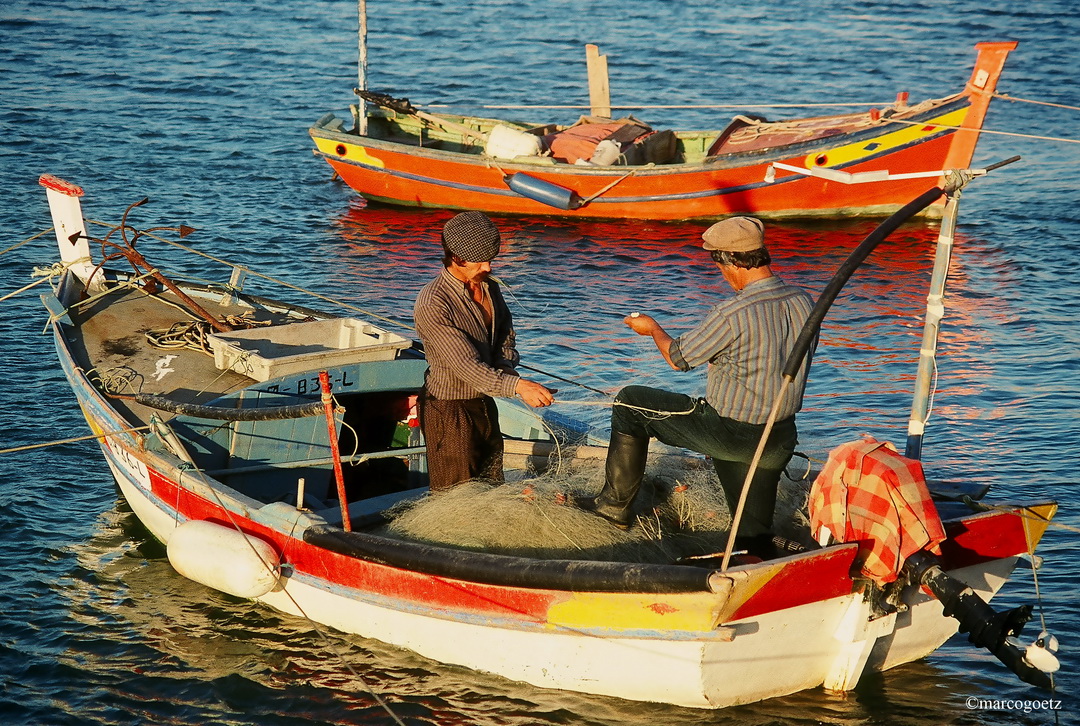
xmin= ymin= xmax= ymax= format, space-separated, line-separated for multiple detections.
xmin=381 ymin=446 xmax=814 ymax=564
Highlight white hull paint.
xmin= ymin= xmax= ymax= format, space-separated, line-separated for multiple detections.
xmin=87 ymin=400 xmax=1030 ymax=709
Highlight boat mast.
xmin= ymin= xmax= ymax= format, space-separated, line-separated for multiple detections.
xmin=905 ymin=184 xmax=962 ymax=460
xmin=356 ymin=0 xmax=368 ymax=134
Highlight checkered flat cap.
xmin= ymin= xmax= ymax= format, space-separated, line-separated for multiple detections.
xmin=702 ymin=216 xmax=765 ymax=252
xmin=443 ymin=211 xmax=501 ymax=262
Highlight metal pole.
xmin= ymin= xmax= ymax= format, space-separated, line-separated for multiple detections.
xmin=905 ymin=189 xmax=961 ymax=460
xmin=357 ymin=0 xmax=368 ymax=135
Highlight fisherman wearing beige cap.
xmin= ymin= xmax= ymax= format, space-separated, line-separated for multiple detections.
xmin=577 ymin=216 xmax=815 ymax=559
xmin=414 ymin=211 xmax=555 ymax=492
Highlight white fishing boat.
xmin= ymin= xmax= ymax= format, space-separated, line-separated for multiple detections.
xmin=38 ymin=169 xmax=1058 ymax=709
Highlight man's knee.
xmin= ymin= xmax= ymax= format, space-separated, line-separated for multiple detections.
xmin=611 ymin=385 xmax=660 ymax=437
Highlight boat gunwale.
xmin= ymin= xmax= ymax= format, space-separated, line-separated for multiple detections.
xmin=309 ymin=93 xmax=972 ymax=177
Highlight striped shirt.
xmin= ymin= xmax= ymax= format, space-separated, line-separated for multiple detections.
xmin=669 ymin=276 xmax=814 ymax=424
xmin=414 ymin=268 xmax=521 ymax=400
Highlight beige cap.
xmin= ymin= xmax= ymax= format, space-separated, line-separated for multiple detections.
xmin=702 ymin=216 xmax=765 ymax=252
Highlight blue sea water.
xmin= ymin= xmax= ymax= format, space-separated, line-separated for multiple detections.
xmin=1 ymin=1 xmax=1079 ymax=724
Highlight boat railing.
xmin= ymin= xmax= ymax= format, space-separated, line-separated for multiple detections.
xmin=202 ymin=446 xmax=427 ymax=479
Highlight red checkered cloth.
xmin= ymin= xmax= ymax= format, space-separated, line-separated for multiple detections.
xmin=809 ymin=437 xmax=946 ymax=585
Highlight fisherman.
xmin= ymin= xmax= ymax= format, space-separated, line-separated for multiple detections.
xmin=414 ymin=211 xmax=556 ymax=492
xmin=578 ymin=216 xmax=815 ymax=558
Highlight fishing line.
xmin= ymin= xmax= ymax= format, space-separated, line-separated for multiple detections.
xmin=129 ymin=225 xmax=617 ymax=399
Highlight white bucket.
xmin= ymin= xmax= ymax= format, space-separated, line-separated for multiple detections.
xmin=485 ymin=124 xmax=542 ymax=159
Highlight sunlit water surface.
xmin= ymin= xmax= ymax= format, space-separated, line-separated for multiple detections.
xmin=1 ymin=1 xmax=1078 ymax=723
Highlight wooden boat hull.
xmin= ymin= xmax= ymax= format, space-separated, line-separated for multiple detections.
xmin=54 ymin=329 xmax=1050 ymax=706
xmin=64 ymin=388 xmax=1050 ymax=707
xmin=40 ymin=174 xmax=1056 ymax=708
xmin=310 ymin=42 xmax=1016 ymax=221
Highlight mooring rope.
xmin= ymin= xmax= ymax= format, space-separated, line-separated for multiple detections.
xmin=992 ymin=92 xmax=1080 ymax=113
xmin=0 ymin=262 xmax=73 ymax=303
xmin=881 ymin=116 xmax=1080 ymax=145
xmin=0 ymin=226 xmax=54 ymax=258
xmin=197 ymin=481 xmax=408 ymax=726
xmin=0 ymin=426 xmax=151 ymax=455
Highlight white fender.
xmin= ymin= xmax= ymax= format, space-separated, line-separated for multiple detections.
xmin=167 ymin=519 xmax=281 ymax=599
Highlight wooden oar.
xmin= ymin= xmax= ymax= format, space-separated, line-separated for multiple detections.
xmin=355 ymin=89 xmax=487 ymax=144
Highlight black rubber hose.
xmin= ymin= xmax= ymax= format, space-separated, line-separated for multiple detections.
xmin=781 ymin=185 xmax=946 ymax=379
xmin=131 ymin=393 xmax=325 ymax=421
xmin=304 ymin=525 xmax=715 ymax=593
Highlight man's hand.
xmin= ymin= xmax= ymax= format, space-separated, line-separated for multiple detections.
xmin=624 ymin=312 xmax=660 ymax=335
xmin=515 ymin=379 xmax=556 ymax=408
xmin=623 ymin=312 xmax=679 ymax=370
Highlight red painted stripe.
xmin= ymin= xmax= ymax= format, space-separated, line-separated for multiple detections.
xmin=38 ymin=173 xmax=85 ymax=196
xmin=144 ymin=461 xmax=1036 ymax=626
xmin=727 ymin=546 xmax=858 ymax=621
xmin=147 ymin=466 xmax=559 ymax=621
xmin=938 ymin=509 xmax=1031 ymax=568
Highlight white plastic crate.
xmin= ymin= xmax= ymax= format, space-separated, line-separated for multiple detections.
xmin=208 ymin=317 xmax=411 ymax=381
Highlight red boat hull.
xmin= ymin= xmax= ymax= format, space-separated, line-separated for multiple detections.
xmin=311 ymin=42 xmax=1016 ymax=220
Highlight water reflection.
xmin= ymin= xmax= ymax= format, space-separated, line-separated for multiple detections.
xmin=319 ymin=204 xmax=989 ymax=438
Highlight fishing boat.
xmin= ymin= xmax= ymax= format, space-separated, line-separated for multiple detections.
xmin=310 ymin=41 xmax=1016 ymax=221
xmin=39 ymin=170 xmax=1059 ymax=709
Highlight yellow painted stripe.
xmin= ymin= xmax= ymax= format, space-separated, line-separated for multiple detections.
xmin=1021 ymin=502 xmax=1058 ymax=552
xmin=82 ymin=405 xmax=105 ymax=437
xmin=546 ymin=591 xmax=724 ymax=633
xmin=544 ymin=560 xmax=794 ymax=633
xmin=804 ymin=108 xmax=970 ymax=168
xmin=312 ymin=136 xmax=386 ymax=169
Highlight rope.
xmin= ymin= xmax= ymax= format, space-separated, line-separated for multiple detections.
xmin=881 ymin=116 xmax=1080 ymax=145
xmin=1 ymin=259 xmax=88 ymax=303
xmin=0 ymin=425 xmax=151 ymax=455
xmin=0 ymin=226 xmax=54 ymax=258
xmin=441 ymin=102 xmax=893 ymax=111
xmin=992 ymin=92 xmax=1080 ymax=113
xmin=1017 ymin=502 xmax=1058 ymax=698
xmin=197 ymin=482 xmax=407 ymax=725
xmin=40 ymin=268 xmax=159 ymax=332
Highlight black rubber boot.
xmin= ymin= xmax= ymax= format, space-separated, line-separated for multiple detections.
xmin=712 ymin=459 xmax=783 ymax=544
xmin=576 ymin=432 xmax=649 ymax=529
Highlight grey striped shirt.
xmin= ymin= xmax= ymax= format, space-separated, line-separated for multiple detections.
xmin=669 ymin=276 xmax=814 ymax=424
xmin=414 ymin=268 xmax=520 ymax=400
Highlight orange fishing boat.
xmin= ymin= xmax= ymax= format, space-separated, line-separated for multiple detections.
xmin=310 ymin=41 xmax=1016 ymax=220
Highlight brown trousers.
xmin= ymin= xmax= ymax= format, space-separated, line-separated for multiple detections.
xmin=418 ymin=391 xmax=504 ymax=492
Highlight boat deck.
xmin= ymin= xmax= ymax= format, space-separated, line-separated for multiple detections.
xmin=65 ymin=280 xmax=280 ymax=426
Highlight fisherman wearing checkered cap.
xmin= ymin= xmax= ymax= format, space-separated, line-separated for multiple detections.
xmin=414 ymin=212 xmax=555 ymax=492
xmin=577 ymin=217 xmax=815 ymax=560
